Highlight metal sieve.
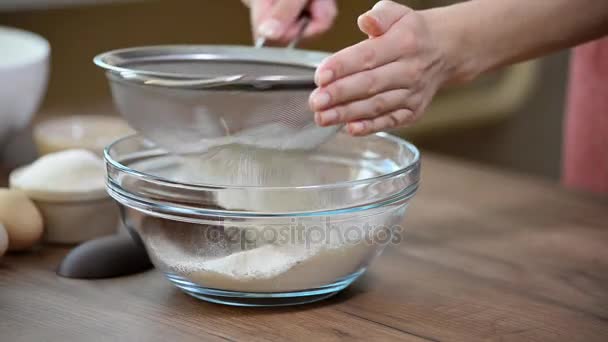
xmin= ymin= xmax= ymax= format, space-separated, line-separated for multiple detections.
xmin=94 ymin=44 xmax=338 ymax=154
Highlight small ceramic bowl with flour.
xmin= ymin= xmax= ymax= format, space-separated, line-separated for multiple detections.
xmin=9 ymin=149 xmax=118 ymax=244
xmin=106 ymin=133 xmax=420 ymax=307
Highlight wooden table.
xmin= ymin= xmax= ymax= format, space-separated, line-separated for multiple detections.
xmin=1 ymin=154 xmax=607 ymax=342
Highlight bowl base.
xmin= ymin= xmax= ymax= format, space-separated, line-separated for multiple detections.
xmin=165 ymin=270 xmax=364 ymax=307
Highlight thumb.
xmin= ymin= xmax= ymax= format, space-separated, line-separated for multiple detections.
xmin=258 ymin=0 xmax=310 ymax=39
xmin=357 ymin=0 xmax=411 ymax=37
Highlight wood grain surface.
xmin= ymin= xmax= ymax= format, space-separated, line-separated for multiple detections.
xmin=1 ymin=154 xmax=607 ymax=342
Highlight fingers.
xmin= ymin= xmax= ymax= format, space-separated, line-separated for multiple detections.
xmin=314 ymin=21 xmax=414 ymax=87
xmin=313 ymin=86 xmax=421 ymax=134
xmin=315 ymin=1 xmax=414 ymax=86
xmin=306 ymin=1 xmax=439 ymax=135
xmin=305 ymin=0 xmax=338 ymax=38
xmin=249 ymin=0 xmax=273 ymax=41
xmin=310 ymin=61 xmax=418 ymax=111
xmin=251 ymin=0 xmax=336 ymax=45
xmin=358 ymin=0 xmax=411 ymax=37
xmin=315 ymin=89 xmax=411 ymax=126
xmin=249 ymin=0 xmax=273 ymax=29
xmin=256 ymin=0 xmax=337 ymax=45
xmin=347 ymin=109 xmax=416 ymax=136
xmin=257 ymin=0 xmax=310 ymax=40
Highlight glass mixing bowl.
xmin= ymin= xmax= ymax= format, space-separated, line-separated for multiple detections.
xmin=105 ymin=133 xmax=420 ymax=307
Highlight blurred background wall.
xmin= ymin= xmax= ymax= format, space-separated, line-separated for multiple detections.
xmin=0 ymin=0 xmax=570 ymax=180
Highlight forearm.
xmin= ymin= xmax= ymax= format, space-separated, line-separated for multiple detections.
xmin=426 ymin=0 xmax=608 ymax=83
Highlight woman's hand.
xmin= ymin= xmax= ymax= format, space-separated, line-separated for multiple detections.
xmin=242 ymin=0 xmax=337 ymax=45
xmin=310 ymin=1 xmax=454 ymax=136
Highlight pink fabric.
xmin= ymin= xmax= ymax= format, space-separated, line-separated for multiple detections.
xmin=563 ymin=37 xmax=608 ymax=194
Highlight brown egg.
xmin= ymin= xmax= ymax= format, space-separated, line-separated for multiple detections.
xmin=0 ymin=222 xmax=8 ymax=257
xmin=0 ymin=189 xmax=44 ymax=251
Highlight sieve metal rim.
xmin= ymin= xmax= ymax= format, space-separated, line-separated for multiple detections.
xmin=93 ymin=45 xmax=329 ymax=90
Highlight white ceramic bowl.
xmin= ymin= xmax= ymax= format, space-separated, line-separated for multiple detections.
xmin=33 ymin=115 xmax=134 ymax=157
xmin=0 ymin=26 xmax=50 ymax=149
xmin=9 ymin=167 xmax=119 ymax=244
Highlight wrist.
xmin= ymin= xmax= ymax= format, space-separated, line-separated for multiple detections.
xmin=421 ymin=6 xmax=483 ymax=86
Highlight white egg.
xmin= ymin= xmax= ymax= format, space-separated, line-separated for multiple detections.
xmin=0 ymin=188 xmax=44 ymax=251
xmin=0 ymin=222 xmax=8 ymax=257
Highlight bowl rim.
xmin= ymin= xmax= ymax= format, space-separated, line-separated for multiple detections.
xmin=104 ymin=133 xmax=420 ymax=218
xmin=104 ymin=132 xmax=420 ymax=191
xmin=0 ymin=25 xmax=49 ymax=69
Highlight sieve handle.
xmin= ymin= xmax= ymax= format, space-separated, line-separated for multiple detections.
xmin=288 ymin=12 xmax=311 ymax=49
xmin=255 ymin=8 xmax=312 ymax=49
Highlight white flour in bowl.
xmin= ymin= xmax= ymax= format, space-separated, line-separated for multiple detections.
xmin=142 ymin=209 xmax=398 ymax=292
xmin=143 ymin=229 xmax=383 ymax=292
xmin=137 ymin=144 xmax=402 ymax=293
xmin=185 ymin=242 xmax=379 ymax=292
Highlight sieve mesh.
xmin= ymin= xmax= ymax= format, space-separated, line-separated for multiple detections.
xmin=96 ymin=46 xmax=340 ymax=154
